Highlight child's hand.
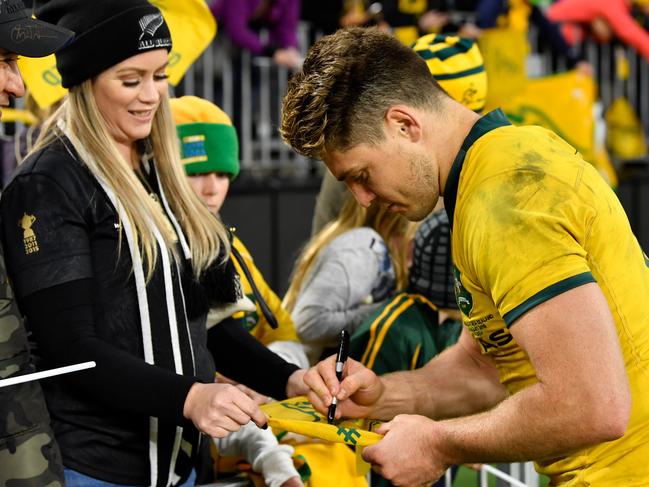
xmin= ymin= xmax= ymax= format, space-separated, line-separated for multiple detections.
xmin=280 ymin=476 xmax=304 ymax=487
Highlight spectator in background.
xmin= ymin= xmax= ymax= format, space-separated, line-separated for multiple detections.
xmin=170 ymin=95 xmax=309 ymax=371
xmin=547 ymin=0 xmax=649 ymax=62
xmin=0 ymin=1 xmax=306 ymax=485
xmin=211 ymin=0 xmax=303 ymax=69
xmin=284 ymin=194 xmax=418 ymax=364
xmin=170 ymin=96 xmax=307 ymax=487
xmin=1 ymin=93 xmax=63 ymax=188
xmin=0 ymin=2 xmax=73 ymax=485
xmin=350 ymin=209 xmax=461 ymax=377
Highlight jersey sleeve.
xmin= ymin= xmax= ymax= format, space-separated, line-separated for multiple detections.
xmin=0 ymin=172 xmax=93 ymax=298
xmin=461 ymin=169 xmax=596 ymax=327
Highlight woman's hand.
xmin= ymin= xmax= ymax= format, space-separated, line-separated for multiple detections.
xmin=183 ymin=382 xmax=268 ymax=437
xmin=286 ymin=368 xmax=308 ymax=398
xmin=217 ymin=374 xmax=269 ymax=405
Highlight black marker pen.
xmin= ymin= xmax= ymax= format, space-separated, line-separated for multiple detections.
xmin=327 ymin=329 xmax=350 ymax=424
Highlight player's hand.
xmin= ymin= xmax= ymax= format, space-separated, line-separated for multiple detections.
xmin=362 ymin=414 xmax=450 ymax=486
xmin=183 ymin=382 xmax=268 ymax=437
xmin=303 ymin=355 xmax=384 ymax=420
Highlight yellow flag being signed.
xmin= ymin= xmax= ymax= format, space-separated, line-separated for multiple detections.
xmin=18 ymin=0 xmax=216 ymax=109
xmin=261 ymin=396 xmax=384 ymax=447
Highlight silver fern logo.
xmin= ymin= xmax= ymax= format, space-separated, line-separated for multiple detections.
xmin=137 ymin=12 xmax=171 ymax=50
xmin=138 ymin=13 xmax=164 ymax=40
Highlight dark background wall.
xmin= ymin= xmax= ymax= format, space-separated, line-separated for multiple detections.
xmin=220 ymin=176 xmax=321 ymax=296
xmin=222 ymin=165 xmax=649 ymax=296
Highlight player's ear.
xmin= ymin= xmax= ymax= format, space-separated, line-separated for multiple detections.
xmin=385 ymin=105 xmax=422 ymax=143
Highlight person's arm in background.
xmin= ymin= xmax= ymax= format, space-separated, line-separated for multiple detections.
xmin=547 ymin=0 xmax=649 ymax=61
xmin=213 ymin=0 xmax=266 ymax=54
xmin=267 ymin=0 xmax=302 ymax=67
xmin=600 ymin=3 xmax=649 ymax=61
xmin=456 ymin=0 xmax=504 ymax=39
xmin=529 ymin=6 xmax=584 ymax=68
xmin=268 ymin=0 xmax=300 ymax=50
xmin=207 ymin=318 xmax=306 ymax=399
xmin=291 ymin=243 xmax=388 ymax=348
xmin=215 ymin=422 xmax=302 ymax=487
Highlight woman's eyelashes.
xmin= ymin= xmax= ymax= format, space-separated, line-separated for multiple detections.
xmin=121 ymin=73 xmax=169 ymax=87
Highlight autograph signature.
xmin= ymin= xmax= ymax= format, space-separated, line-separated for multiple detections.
xmin=11 ymin=25 xmax=57 ymax=43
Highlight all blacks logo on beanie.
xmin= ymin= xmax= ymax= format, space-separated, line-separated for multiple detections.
xmin=138 ymin=12 xmax=171 ymax=50
xmin=36 ymin=0 xmax=172 ymax=88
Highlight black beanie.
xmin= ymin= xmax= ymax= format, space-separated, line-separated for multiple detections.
xmin=36 ymin=0 xmax=172 ymax=88
xmin=408 ymin=209 xmax=458 ymax=310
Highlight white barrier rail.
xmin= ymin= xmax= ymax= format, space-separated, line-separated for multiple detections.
xmin=178 ymin=21 xmax=649 ymax=174
xmin=440 ymin=462 xmax=540 ymax=487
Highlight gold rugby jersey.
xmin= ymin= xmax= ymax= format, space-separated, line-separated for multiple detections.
xmin=444 ymin=109 xmax=649 ymax=485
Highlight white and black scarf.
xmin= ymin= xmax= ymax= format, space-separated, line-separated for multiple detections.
xmin=61 ymin=122 xmax=199 ymax=487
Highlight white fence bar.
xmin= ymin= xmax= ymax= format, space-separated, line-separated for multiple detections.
xmin=180 ymin=25 xmax=648 ymax=174
xmin=444 ymin=469 xmax=452 ymax=487
xmin=240 ymin=49 xmax=253 ymax=169
xmin=480 ymin=464 xmax=533 ymax=487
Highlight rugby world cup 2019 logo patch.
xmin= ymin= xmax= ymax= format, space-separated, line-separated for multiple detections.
xmin=453 ymin=265 xmax=473 ymax=317
xmin=19 ymin=213 xmax=39 ymax=255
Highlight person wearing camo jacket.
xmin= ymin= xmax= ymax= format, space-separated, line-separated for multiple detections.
xmin=0 ymin=0 xmax=73 ymax=484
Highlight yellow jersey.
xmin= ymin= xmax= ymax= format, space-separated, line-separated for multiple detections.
xmin=444 ymin=109 xmax=649 ymax=485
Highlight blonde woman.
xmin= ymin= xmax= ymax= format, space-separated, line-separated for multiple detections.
xmin=0 ymin=1 xmax=303 ymax=486
xmin=283 ymin=195 xmax=417 ymax=362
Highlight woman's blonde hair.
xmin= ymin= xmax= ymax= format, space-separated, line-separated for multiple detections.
xmin=32 ymin=80 xmax=229 ymax=279
xmin=283 ymin=194 xmax=418 ymax=312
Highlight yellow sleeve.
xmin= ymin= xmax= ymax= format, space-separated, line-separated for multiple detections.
xmin=459 ymin=164 xmax=596 ymax=327
xmin=232 ymin=237 xmax=300 ymax=345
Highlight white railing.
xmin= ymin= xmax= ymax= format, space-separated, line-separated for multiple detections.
xmin=441 ymin=462 xmax=541 ymax=486
xmin=178 ymin=22 xmax=649 ymax=174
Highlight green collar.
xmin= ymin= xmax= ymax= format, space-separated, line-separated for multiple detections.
xmin=443 ymin=108 xmax=511 ymax=229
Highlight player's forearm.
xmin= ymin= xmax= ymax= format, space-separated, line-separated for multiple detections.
xmin=372 ymin=344 xmax=507 ymax=420
xmin=435 ymin=380 xmax=629 ymax=466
